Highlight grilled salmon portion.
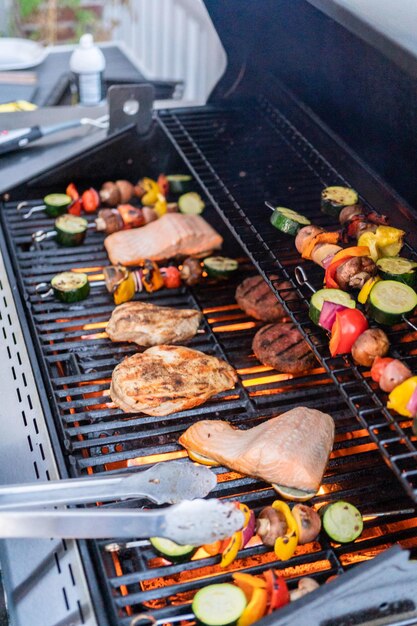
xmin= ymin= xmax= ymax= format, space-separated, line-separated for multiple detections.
xmin=179 ymin=407 xmax=335 ymax=494
xmin=104 ymin=213 xmax=223 ymax=265
xmin=106 ymin=302 xmax=202 ymax=347
xmin=110 ymin=345 xmax=238 ymax=416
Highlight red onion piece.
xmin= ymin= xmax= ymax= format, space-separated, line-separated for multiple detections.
xmin=242 ymin=510 xmax=256 ymax=546
xmin=319 ymin=300 xmax=349 ymax=331
xmin=322 ymin=254 xmax=335 ymax=269
xmin=406 ymin=386 xmax=417 ymax=417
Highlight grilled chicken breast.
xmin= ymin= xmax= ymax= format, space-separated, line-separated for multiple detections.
xmin=252 ymin=322 xmax=317 ymax=374
xmin=110 ymin=345 xmax=238 ymax=416
xmin=179 ymin=407 xmax=335 ymax=494
xmin=104 ymin=213 xmax=223 ymax=266
xmin=106 ymin=302 xmax=202 ymax=347
xmin=235 ymin=275 xmax=296 ymax=321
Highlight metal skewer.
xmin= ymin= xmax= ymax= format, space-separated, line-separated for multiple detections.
xmin=265 ymin=200 xmax=275 ymax=212
xmin=294 ymin=265 xmax=316 ymax=294
xmin=17 ymin=202 xmax=48 ymax=219
xmin=130 ymin=614 xmax=195 ymax=626
xmin=362 ymin=508 xmax=416 ymax=521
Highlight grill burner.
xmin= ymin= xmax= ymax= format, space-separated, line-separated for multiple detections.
xmin=2 ymin=95 xmax=417 ymax=625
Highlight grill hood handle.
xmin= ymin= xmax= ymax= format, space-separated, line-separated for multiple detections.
xmin=0 ymin=461 xmax=218 ymax=508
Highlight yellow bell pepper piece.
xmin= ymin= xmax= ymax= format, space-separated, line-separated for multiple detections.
xmin=113 ymin=272 xmax=136 ymax=305
xmin=272 ymin=500 xmax=299 ymax=561
xmin=141 ymin=178 xmax=160 ymax=205
xmin=357 ymin=276 xmax=381 ymax=305
xmin=232 ymin=573 xmax=266 ymax=601
xmin=375 ymin=225 xmax=405 ymax=257
xmin=237 ymin=587 xmax=268 ymax=626
xmin=238 ymin=503 xmax=252 ymax=528
xmin=358 ymin=232 xmax=379 ymax=261
xmin=154 ymin=193 xmax=168 ymax=218
xmin=220 ymin=531 xmax=243 ymax=568
xmin=387 ymin=375 xmax=417 ymax=417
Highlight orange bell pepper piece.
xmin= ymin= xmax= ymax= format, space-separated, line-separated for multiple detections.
xmin=331 ymin=245 xmax=370 ymax=264
xmin=233 ymin=573 xmax=266 ymax=601
xmin=237 ymin=587 xmax=268 ymax=626
xmin=202 ymin=540 xmax=223 ymax=556
xmin=302 ymin=231 xmax=340 ymax=260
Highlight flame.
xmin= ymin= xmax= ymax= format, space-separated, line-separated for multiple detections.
xmin=81 ymin=332 xmax=108 ymax=340
xmin=83 ymin=322 xmax=107 ymax=330
xmin=126 ymin=450 xmax=188 ymax=467
xmin=203 ymin=304 xmax=240 ymax=314
xmin=243 ymin=373 xmax=293 ymax=387
xmin=213 ymin=322 xmax=257 ymax=333
xmin=72 ymin=266 xmax=103 ymax=273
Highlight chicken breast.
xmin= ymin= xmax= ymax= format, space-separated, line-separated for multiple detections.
xmin=110 ymin=345 xmax=238 ymax=416
xmin=104 ymin=213 xmax=223 ymax=266
xmin=106 ymin=302 xmax=202 ymax=347
xmin=179 ymin=407 xmax=335 ymax=494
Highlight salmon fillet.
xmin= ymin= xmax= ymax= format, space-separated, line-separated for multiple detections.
xmin=104 ymin=213 xmax=223 ymax=265
xmin=106 ymin=301 xmax=202 ymax=347
xmin=110 ymin=345 xmax=238 ymax=416
xmin=179 ymin=407 xmax=335 ymax=493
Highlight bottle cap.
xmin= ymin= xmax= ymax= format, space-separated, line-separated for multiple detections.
xmin=80 ymin=33 xmax=94 ymax=48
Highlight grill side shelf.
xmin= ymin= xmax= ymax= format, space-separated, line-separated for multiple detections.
xmin=157 ymin=102 xmax=417 ymax=503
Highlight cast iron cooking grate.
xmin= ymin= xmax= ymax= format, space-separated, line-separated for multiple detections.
xmin=2 ymin=98 xmax=417 ymax=625
xmin=157 ymin=97 xmax=417 ymax=504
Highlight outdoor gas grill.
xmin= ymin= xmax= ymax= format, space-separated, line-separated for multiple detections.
xmin=1 ymin=1 xmax=417 ymax=625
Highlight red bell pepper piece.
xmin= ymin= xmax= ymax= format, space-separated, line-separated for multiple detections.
xmin=262 ymin=570 xmax=290 ymax=613
xmin=66 ymin=183 xmax=82 ymax=215
xmin=324 ymin=256 xmax=353 ymax=289
xmin=157 ymin=173 xmax=170 ymax=196
xmin=81 ymin=188 xmax=100 ymax=213
xmin=329 ymin=308 xmax=368 ymax=357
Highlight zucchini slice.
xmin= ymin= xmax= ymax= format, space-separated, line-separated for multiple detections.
xmin=178 ymin=192 xmax=205 ymax=215
xmin=44 ymin=193 xmax=72 ymax=218
xmin=321 ymin=186 xmax=359 ymax=217
xmin=309 ymin=288 xmax=356 ymax=325
xmin=376 ymin=257 xmax=417 ymax=286
xmin=203 ymin=256 xmax=238 ymax=279
xmin=270 ymin=207 xmax=311 ymax=236
xmin=368 ymin=279 xmax=417 ymax=325
xmin=192 ymin=584 xmax=247 ymax=626
xmin=166 ymin=174 xmax=193 ymax=194
xmin=51 ymin=271 xmax=90 ymax=303
xmin=322 ymin=501 xmax=363 ymax=543
xmin=55 ymin=214 xmax=88 ymax=247
xmin=149 ymin=537 xmax=196 ymax=562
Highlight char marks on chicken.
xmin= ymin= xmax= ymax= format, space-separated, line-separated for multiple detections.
xmin=106 ymin=302 xmax=202 ymax=347
xmin=110 ymin=345 xmax=238 ymax=416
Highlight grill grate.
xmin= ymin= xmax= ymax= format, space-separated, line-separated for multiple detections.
xmin=2 ymin=98 xmax=417 ymax=625
xmin=157 ymin=98 xmax=417 ymax=503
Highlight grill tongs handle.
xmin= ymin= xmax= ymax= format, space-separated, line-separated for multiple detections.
xmin=0 ymin=499 xmax=244 ymax=546
xmin=0 ymin=461 xmax=217 ymax=508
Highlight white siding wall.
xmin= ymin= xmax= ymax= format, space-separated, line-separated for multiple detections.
xmin=103 ymin=0 xmax=227 ymax=104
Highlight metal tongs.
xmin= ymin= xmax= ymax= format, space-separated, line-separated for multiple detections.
xmin=0 ymin=114 xmax=109 ymax=156
xmin=0 ymin=461 xmax=217 ymax=509
xmin=0 ymin=461 xmax=244 ymax=545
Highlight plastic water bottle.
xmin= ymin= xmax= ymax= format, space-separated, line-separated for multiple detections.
xmin=70 ymin=34 xmax=105 ymax=106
